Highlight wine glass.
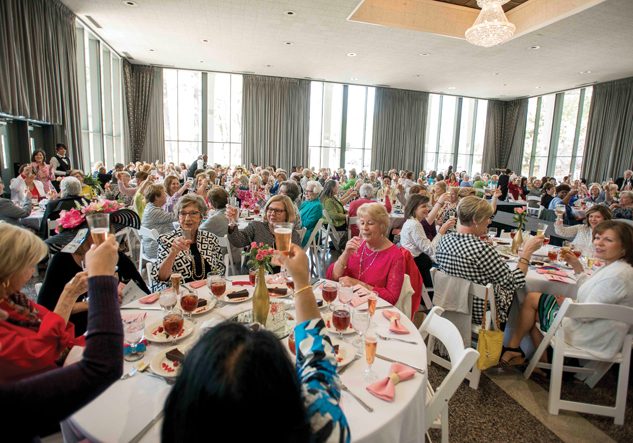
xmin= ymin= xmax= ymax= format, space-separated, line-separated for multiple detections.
xmin=331 ymin=303 xmax=351 ymax=339
xmin=180 ymin=292 xmax=199 ymax=320
xmin=351 ymin=308 xmax=370 ymax=353
xmin=364 ymin=330 xmax=378 ymax=381
xmin=170 ymin=273 xmax=182 ymax=296
xmin=209 ymin=275 xmax=227 ymax=298
xmin=122 ymin=314 xmax=146 ymax=362
xmin=181 ymin=229 xmax=193 ymax=260
xmin=273 ymin=222 xmax=293 ymax=256
xmin=367 ymin=292 xmax=377 ymax=319
xmin=338 ymin=286 xmax=353 ymax=304
xmin=321 ymin=282 xmax=338 ymax=307
xmin=555 ymin=204 xmax=566 ymax=220
xmin=159 ymin=289 xmax=177 ymax=312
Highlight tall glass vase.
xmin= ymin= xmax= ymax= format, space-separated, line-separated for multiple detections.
xmin=252 ymin=266 xmax=270 ymax=325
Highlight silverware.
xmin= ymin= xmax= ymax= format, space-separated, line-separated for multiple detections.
xmin=120 ymin=306 xmax=163 ymax=311
xmin=128 ymin=410 xmax=164 ymax=443
xmin=338 ymin=354 xmax=359 ymax=374
xmin=144 ymin=371 xmax=176 ymax=385
xmin=340 ymin=382 xmax=374 ymax=413
xmin=375 ymin=306 xmax=393 ymax=310
xmin=120 ymin=366 xmax=138 ymax=380
xmin=376 ymin=333 xmax=418 ymax=345
xmin=376 ymin=354 xmax=425 ymax=374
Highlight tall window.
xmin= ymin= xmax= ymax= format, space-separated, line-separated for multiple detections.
xmin=163 ymin=69 xmax=242 ymax=166
xmin=425 ymin=94 xmax=488 ymax=174
xmin=521 ymin=87 xmax=592 ymax=178
xmin=308 ymin=82 xmax=374 ymax=171
xmin=76 ymin=23 xmax=124 ymax=171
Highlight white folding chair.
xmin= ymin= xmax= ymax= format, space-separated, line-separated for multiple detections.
xmin=138 ymin=227 xmax=159 ymax=275
xmin=394 ymin=274 xmax=415 ymax=320
xmin=216 ymin=235 xmax=234 ymax=277
xmin=420 ymin=286 xmax=433 ymax=311
xmin=420 ymin=307 xmax=479 ymax=443
xmin=303 ymin=219 xmax=323 ymax=277
xmin=321 ymin=209 xmax=345 ymax=252
xmin=34 ymin=282 xmax=43 ymax=297
xmin=46 ymin=219 xmax=59 ymax=239
xmin=526 ymin=195 xmax=542 ymax=218
xmin=524 ymin=299 xmax=633 ymax=425
xmin=429 ymin=268 xmax=496 ymax=389
xmin=346 ymin=215 xmax=358 ymax=241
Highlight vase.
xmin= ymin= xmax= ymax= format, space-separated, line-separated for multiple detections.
xmin=252 ymin=266 xmax=270 ymax=325
xmin=511 ymin=228 xmax=524 ymax=254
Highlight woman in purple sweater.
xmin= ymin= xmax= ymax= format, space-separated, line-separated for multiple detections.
xmin=1 ymin=234 xmax=123 ymax=442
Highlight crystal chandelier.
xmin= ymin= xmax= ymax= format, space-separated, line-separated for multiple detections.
xmin=465 ymin=0 xmax=516 ymax=48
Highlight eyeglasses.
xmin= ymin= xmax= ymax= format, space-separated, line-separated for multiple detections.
xmin=179 ymin=211 xmax=201 ymax=218
xmin=266 ymin=208 xmax=286 ymax=214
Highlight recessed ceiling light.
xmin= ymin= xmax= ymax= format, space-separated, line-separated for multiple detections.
xmin=579 ymin=70 xmax=592 ymax=74
xmin=447 ymin=86 xmax=456 ymax=90
xmin=346 ymin=52 xmax=357 ymax=57
xmin=283 ymin=41 xmax=294 ymax=46
xmin=200 ymin=60 xmax=204 ymax=63
xmin=284 ymin=10 xmax=296 ymax=16
xmin=419 ymin=52 xmax=430 ymax=57
xmin=529 ymin=45 xmax=541 ymax=50
xmin=416 ymin=74 xmax=422 ymax=78
xmin=265 ymin=64 xmax=273 ymax=68
xmin=201 ymin=39 xmax=208 ymax=43
xmin=122 ymin=1 xmax=137 ymax=6
xmin=149 ymin=49 xmax=155 ymax=52
xmin=535 ymin=86 xmax=541 ymax=89
xmin=350 ymin=77 xmax=358 ymax=81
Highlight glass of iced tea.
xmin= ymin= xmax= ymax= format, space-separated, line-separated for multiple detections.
xmin=170 ymin=273 xmax=182 ymax=296
xmin=209 ymin=275 xmax=227 ymax=298
xmin=273 ymin=222 xmax=293 ymax=255
xmin=162 ymin=309 xmax=184 ymax=337
xmin=321 ymin=282 xmax=338 ymax=306
xmin=180 ymin=292 xmax=199 ymax=319
xmin=547 ymin=249 xmax=558 ymax=261
xmin=248 ymin=267 xmax=257 ymax=285
xmin=331 ymin=303 xmax=351 ymax=339
xmin=364 ymin=330 xmax=378 ymax=381
xmin=86 ymin=213 xmax=110 ymax=245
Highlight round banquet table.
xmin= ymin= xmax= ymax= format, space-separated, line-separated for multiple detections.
xmin=66 ymin=276 xmax=427 ymax=443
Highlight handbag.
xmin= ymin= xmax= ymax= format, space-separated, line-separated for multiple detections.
xmin=476 ymin=288 xmax=504 ymax=370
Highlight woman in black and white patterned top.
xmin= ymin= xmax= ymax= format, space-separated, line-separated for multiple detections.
xmin=435 ymin=196 xmax=543 ymax=324
xmin=151 ymin=194 xmax=225 ymax=291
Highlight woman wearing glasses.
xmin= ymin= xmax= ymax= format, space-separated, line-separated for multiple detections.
xmin=151 ymin=194 xmax=226 ymax=291
xmin=226 ymin=195 xmax=301 ymax=250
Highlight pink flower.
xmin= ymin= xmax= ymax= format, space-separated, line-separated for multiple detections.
xmin=58 ymin=208 xmax=86 ymax=231
xmin=256 ymin=253 xmax=264 ymax=261
xmin=258 ymin=242 xmax=264 ymax=248
xmin=515 ymin=208 xmax=524 ymax=215
xmin=250 ymin=242 xmax=258 ymax=248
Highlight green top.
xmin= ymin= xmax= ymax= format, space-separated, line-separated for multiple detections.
xmin=322 ymin=197 xmax=346 ymax=227
xmin=340 ymin=178 xmax=357 ymax=191
xmin=134 ymin=190 xmax=146 ymax=219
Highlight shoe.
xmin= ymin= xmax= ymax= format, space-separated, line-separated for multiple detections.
xmin=500 ymin=346 xmax=526 ymax=367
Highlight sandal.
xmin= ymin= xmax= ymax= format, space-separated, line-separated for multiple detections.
xmin=499 ymin=346 xmax=526 ymax=367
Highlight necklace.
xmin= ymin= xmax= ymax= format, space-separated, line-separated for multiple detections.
xmin=358 ymin=242 xmax=380 ymax=279
xmin=190 ymin=238 xmax=206 ymax=280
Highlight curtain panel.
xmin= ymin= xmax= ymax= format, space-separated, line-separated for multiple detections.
xmin=123 ymin=61 xmax=155 ymax=162
xmin=241 ymin=75 xmax=310 ymax=170
xmin=581 ymin=77 xmax=633 ymax=182
xmin=371 ymin=88 xmax=428 ymax=173
xmin=0 ymin=0 xmax=83 ymax=167
xmin=481 ymin=99 xmax=528 ymax=174
xmin=142 ymin=67 xmax=165 ymax=163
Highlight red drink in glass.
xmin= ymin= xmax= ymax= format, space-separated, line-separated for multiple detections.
xmin=180 ymin=294 xmax=199 ymax=313
xmin=547 ymin=250 xmax=558 ymax=261
xmin=163 ymin=313 xmax=184 ymax=336
xmin=322 ymin=286 xmax=337 ymax=303
xmin=543 ymin=237 xmax=550 ymax=245
xmin=253 ymin=206 xmax=260 ymax=216
xmin=248 ymin=269 xmax=256 ymax=285
xmin=286 ymin=278 xmax=294 ymax=290
xmin=573 ymin=249 xmax=582 ymax=258
xmin=332 ymin=309 xmax=351 ymax=332
xmin=211 ymin=281 xmax=226 ymax=296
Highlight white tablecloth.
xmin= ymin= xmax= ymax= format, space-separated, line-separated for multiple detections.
xmin=68 ymin=276 xmax=427 ymax=443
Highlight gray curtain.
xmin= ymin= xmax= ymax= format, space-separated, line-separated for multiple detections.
xmin=482 ymin=99 xmax=528 ymax=174
xmin=142 ymin=67 xmax=165 ymax=163
xmin=123 ymin=61 xmax=155 ymax=162
xmin=371 ymin=87 xmax=428 ymax=173
xmin=0 ymin=0 xmax=83 ymax=167
xmin=581 ymin=77 xmax=633 ymax=182
xmin=242 ymin=75 xmax=310 ymax=170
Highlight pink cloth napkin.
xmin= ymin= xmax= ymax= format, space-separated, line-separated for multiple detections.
xmin=231 ymin=281 xmax=252 ymax=286
xmin=366 ymin=363 xmax=416 ymax=402
xmin=350 ymin=295 xmax=368 ymax=307
xmin=536 ymin=269 xmax=568 ymax=277
xmin=138 ymin=293 xmax=159 ymax=304
xmin=382 ymin=311 xmax=409 ymax=334
xmin=188 ymin=280 xmax=206 ymax=289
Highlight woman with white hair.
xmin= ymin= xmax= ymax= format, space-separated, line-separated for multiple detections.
xmin=347 ymin=183 xmax=389 ymax=237
xmin=299 ymin=180 xmax=323 ymax=247
xmin=39 ymin=177 xmax=88 ymax=238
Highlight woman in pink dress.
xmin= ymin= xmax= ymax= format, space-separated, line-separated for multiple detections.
xmin=327 ymin=202 xmax=405 ymax=304
xmin=31 ymin=150 xmax=55 ymax=194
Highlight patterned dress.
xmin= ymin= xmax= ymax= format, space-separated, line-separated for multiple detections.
xmin=435 ymin=232 xmax=526 ymax=323
xmin=150 ymin=228 xmax=226 ymax=291
xmin=295 ymin=318 xmax=350 ymax=443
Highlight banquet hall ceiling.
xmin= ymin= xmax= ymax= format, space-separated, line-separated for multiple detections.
xmin=434 ymin=0 xmax=529 ymax=12
xmin=61 ymin=0 xmax=633 ymax=100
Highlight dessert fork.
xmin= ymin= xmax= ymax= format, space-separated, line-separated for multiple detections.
xmin=376 ymin=333 xmax=418 ymax=345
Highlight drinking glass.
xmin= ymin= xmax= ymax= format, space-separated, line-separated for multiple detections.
xmin=181 ymin=229 xmax=194 ymax=260
xmin=331 ymin=303 xmax=351 ymax=339
xmin=321 ymin=282 xmax=338 ymax=307
xmin=338 ymin=286 xmax=353 ymax=304
xmin=86 ymin=213 xmax=110 ymax=245
xmin=159 ymin=289 xmax=177 ymax=312
xmin=162 ymin=309 xmax=184 ymax=337
xmin=536 ymin=223 xmax=547 ymax=238
xmin=122 ymin=314 xmax=145 ymax=362
xmin=273 ymin=222 xmax=293 ymax=255
xmin=180 ymin=292 xmax=199 ymax=320
xmin=170 ymin=273 xmax=182 ymax=296
xmin=555 ymin=204 xmax=566 ymax=220
xmin=248 ymin=267 xmax=257 ymax=285
xmin=367 ymin=293 xmax=377 ymax=319
xmin=351 ymin=308 xmax=370 ymax=352
xmin=364 ymin=330 xmax=378 ymax=381
xmin=209 ymin=275 xmax=227 ymax=298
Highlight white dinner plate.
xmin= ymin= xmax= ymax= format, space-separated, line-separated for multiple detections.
xmin=221 ymin=290 xmax=253 ymax=304
xmin=191 ymin=296 xmax=217 ymax=315
xmin=145 ymin=318 xmax=195 ymax=343
xmin=326 ymin=324 xmax=356 ymax=336
xmin=331 ymin=340 xmax=356 ymax=370
xmin=149 ymin=345 xmax=190 ymax=377
xmin=268 ymin=283 xmax=291 ymax=299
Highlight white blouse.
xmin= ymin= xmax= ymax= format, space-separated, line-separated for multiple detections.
xmin=399 ymin=218 xmax=441 ymax=260
xmin=554 ymin=223 xmax=593 ymax=252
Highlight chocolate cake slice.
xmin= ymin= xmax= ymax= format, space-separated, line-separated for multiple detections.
xmin=268 ymin=287 xmax=288 ymax=296
xmin=165 ymin=348 xmax=185 ymax=363
xmin=226 ymin=289 xmax=249 ymax=299
xmin=197 ymin=298 xmax=208 ymax=308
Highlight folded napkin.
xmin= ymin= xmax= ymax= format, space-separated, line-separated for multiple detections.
xmin=226 ymin=289 xmax=249 ymax=299
xmin=350 ymin=295 xmax=368 ymax=307
xmin=138 ymin=293 xmax=159 ymax=304
xmin=536 ymin=269 xmax=568 ymax=277
xmin=366 ymin=363 xmax=416 ymax=402
xmin=546 ymin=274 xmax=574 ymax=284
xmin=383 ymin=311 xmax=409 ymax=334
xmin=231 ymin=281 xmax=252 ymax=286
xmin=189 ymin=280 xmax=207 ymax=289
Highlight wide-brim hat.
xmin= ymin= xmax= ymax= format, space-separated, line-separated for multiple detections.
xmin=45 ymin=208 xmax=140 ymax=253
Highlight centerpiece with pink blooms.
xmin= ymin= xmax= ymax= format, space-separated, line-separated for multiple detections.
xmin=243 ymin=242 xmax=275 ymax=324
xmin=56 ymin=199 xmax=124 ymax=233
xmin=511 ymin=206 xmax=528 ymax=253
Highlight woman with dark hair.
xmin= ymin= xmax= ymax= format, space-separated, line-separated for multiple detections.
xmin=320 ymin=180 xmax=348 ymax=235
xmin=162 ymin=245 xmax=350 ymax=442
xmin=554 ymin=204 xmax=612 ymax=252
xmin=501 ymin=221 xmax=633 ymax=366
xmin=541 ymin=182 xmax=556 ymax=209
xmin=31 ymin=149 xmax=55 ymax=194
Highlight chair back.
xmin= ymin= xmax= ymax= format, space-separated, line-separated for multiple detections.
xmin=138 ymin=227 xmax=160 ymax=272
xmin=539 ymin=209 xmax=557 ymax=222
xmin=420 ymin=307 xmax=479 ymax=423
xmin=347 ymin=216 xmax=358 ymax=239
xmin=216 ymin=235 xmax=233 ymax=277
xmin=394 ymin=274 xmax=414 ymax=319
xmin=303 ymin=218 xmax=323 ymax=252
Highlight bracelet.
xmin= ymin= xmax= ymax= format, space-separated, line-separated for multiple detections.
xmin=518 ymin=257 xmax=530 ymax=265
xmin=293 ymin=285 xmax=313 ymax=297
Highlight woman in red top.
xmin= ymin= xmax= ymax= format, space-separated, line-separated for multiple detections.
xmin=508 ymin=177 xmax=525 ymax=201
xmin=446 ymin=173 xmax=459 ymax=188
xmin=328 ymin=202 xmax=405 ymax=304
xmin=0 ymin=224 xmax=88 ymax=382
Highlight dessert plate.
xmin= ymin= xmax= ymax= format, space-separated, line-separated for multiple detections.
xmin=145 ymin=318 xmax=195 ymax=343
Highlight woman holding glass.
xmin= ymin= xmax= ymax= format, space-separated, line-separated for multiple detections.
xmin=151 ymin=194 xmax=226 ymax=291
xmin=554 ymin=205 xmax=612 ymax=252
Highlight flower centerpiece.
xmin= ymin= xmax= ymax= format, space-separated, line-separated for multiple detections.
xmin=243 ymin=242 xmax=275 ymax=325
xmin=511 ymin=206 xmax=527 ymax=253
xmin=56 ymin=199 xmax=124 ymax=233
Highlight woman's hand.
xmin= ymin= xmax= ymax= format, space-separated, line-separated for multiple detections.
xmin=494 ymin=187 xmax=503 ymax=199
xmin=560 ymin=249 xmax=583 ymax=273
xmin=85 ymin=234 xmax=118 ymax=277
xmin=170 ymin=236 xmax=190 ymax=255
xmin=522 ymin=236 xmax=544 ymax=256
xmin=226 ymin=205 xmax=239 ymax=223
xmin=62 ymin=271 xmax=89 ymax=300
xmin=343 ymin=236 xmax=362 ymax=255
xmin=339 ymin=276 xmax=361 ymax=287
xmin=438 ymin=218 xmax=457 ymax=235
